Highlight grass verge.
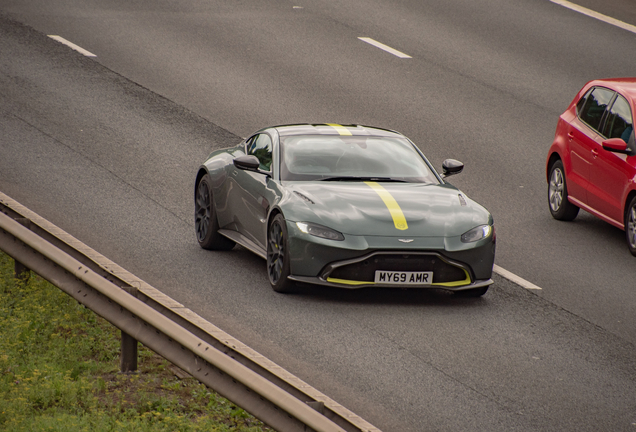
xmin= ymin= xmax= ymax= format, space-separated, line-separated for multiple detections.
xmin=0 ymin=252 xmax=274 ymax=432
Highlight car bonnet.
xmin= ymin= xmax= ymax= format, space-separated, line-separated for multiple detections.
xmin=286 ymin=181 xmax=491 ymax=238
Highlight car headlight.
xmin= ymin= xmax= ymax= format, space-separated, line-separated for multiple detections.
xmin=296 ymin=222 xmax=345 ymax=241
xmin=461 ymin=225 xmax=493 ymax=243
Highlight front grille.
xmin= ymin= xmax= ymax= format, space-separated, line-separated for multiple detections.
xmin=327 ymin=253 xmax=467 ymax=283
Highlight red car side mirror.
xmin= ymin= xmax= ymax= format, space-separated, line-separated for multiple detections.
xmin=602 ymin=138 xmax=630 ymax=154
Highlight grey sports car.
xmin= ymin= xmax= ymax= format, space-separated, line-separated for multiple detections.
xmin=195 ymin=124 xmax=495 ymax=295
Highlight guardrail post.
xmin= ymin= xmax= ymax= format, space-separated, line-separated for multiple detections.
xmin=13 ymin=218 xmax=31 ymax=283
xmin=120 ymin=287 xmax=139 ymax=373
xmin=307 ymin=401 xmax=325 ymax=414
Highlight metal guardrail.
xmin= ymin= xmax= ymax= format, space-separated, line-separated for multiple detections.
xmin=0 ymin=192 xmax=381 ymax=432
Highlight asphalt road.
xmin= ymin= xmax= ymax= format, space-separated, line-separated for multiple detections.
xmin=1 ymin=1 xmax=635 ymax=431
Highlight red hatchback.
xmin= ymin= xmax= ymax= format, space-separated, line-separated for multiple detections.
xmin=546 ymin=78 xmax=636 ymax=256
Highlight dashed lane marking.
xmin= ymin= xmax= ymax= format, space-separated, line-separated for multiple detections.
xmin=358 ymin=37 xmax=412 ymax=58
xmin=550 ymin=0 xmax=636 ymax=35
xmin=48 ymin=35 xmax=96 ymax=57
xmin=494 ymin=264 xmax=542 ymax=290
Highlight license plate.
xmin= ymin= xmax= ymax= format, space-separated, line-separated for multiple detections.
xmin=374 ymin=271 xmax=433 ymax=285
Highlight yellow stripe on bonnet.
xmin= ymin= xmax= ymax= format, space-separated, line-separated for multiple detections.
xmin=326 ymin=123 xmax=353 ymax=136
xmin=364 ymin=181 xmax=408 ymax=230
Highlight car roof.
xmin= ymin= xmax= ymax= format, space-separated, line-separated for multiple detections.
xmin=271 ymin=123 xmax=405 ymax=138
xmin=589 ymin=78 xmax=636 ymax=100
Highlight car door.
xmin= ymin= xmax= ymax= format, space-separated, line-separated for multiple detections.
xmin=567 ymin=86 xmax=615 ymax=206
xmin=230 ymin=133 xmax=274 ymax=248
xmin=588 ymin=93 xmax=634 ymax=226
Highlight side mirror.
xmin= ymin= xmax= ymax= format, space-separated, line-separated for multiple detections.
xmin=233 ymin=155 xmax=261 ymax=171
xmin=442 ymin=159 xmax=464 ymax=178
xmin=602 ymin=138 xmax=631 ymax=154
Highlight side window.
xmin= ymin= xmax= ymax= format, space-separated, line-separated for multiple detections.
xmin=578 ymin=87 xmax=614 ymax=132
xmin=246 ymin=134 xmax=273 ymax=171
xmin=576 ymin=89 xmax=589 ymax=114
xmin=602 ymin=95 xmax=633 ymax=143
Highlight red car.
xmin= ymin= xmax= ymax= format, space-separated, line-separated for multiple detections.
xmin=546 ymin=78 xmax=636 ymax=256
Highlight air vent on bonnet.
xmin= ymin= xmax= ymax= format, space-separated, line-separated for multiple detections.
xmin=294 ymin=191 xmax=315 ymax=204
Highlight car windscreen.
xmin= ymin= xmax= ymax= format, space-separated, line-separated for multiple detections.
xmin=279 ymin=135 xmax=440 ymax=183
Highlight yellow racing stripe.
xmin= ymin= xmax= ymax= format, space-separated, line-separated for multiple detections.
xmin=432 ymin=269 xmax=471 ymax=287
xmin=364 ymin=181 xmax=408 ymax=230
xmin=326 ymin=277 xmax=370 ymax=286
xmin=326 ymin=123 xmax=352 ymax=136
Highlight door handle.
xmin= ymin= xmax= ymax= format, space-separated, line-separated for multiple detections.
xmin=592 ymin=149 xmax=599 ymax=158
xmin=567 ymin=132 xmax=574 ymax=140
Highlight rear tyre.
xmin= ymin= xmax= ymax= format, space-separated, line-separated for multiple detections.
xmin=195 ymin=174 xmax=235 ymax=251
xmin=455 ymin=286 xmax=489 ymax=297
xmin=267 ymin=214 xmax=294 ymax=293
xmin=548 ymin=160 xmax=579 ymax=221
xmin=626 ymin=196 xmax=636 ymax=257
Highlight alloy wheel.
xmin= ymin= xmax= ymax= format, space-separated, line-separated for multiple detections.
xmin=267 ymin=221 xmax=285 ymax=284
xmin=195 ymin=181 xmax=211 ymax=242
xmin=549 ymin=168 xmax=564 ymax=212
xmin=628 ymin=203 xmax=636 ymax=249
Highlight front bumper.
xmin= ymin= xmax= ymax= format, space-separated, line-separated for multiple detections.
xmin=286 ymin=222 xmax=496 ymax=290
xmin=288 ymin=250 xmax=493 ymax=290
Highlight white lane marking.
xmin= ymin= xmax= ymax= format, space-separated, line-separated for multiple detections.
xmin=494 ymin=264 xmax=542 ymax=290
xmin=550 ymin=0 xmax=636 ymax=35
xmin=358 ymin=37 xmax=412 ymax=58
xmin=48 ymin=35 xmax=97 ymax=57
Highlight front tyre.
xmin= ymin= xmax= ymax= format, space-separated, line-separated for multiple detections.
xmin=267 ymin=214 xmax=294 ymax=293
xmin=195 ymin=174 xmax=235 ymax=251
xmin=548 ymin=160 xmax=579 ymax=221
xmin=626 ymin=196 xmax=636 ymax=257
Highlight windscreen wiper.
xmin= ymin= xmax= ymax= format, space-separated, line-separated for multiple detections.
xmin=319 ymin=176 xmax=408 ymax=182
